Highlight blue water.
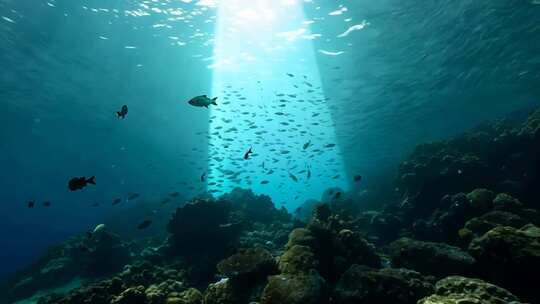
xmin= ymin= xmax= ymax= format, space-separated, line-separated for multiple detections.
xmin=1 ymin=0 xmax=539 ymax=282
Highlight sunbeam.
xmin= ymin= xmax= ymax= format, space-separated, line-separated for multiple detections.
xmin=208 ymin=0 xmax=348 ymax=209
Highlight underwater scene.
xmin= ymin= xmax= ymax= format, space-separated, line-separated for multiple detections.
xmin=1 ymin=0 xmax=540 ymax=303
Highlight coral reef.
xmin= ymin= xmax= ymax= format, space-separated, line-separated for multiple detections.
xmin=468 ymin=224 xmax=540 ymax=302
xmin=6 ymin=227 xmax=131 ymax=302
xmin=333 ymin=265 xmax=435 ymax=304
xmin=396 ymin=109 xmax=540 ymax=225
xmin=162 ymin=198 xmax=244 ymax=285
xmin=259 ymin=273 xmax=326 ymax=304
xmin=220 ymin=188 xmax=291 ymax=224
xmin=238 ymin=221 xmax=294 ymax=251
xmin=165 ymin=198 xmax=239 ymax=257
xmin=216 ymin=248 xmax=276 ymax=281
xmin=166 ymin=288 xmax=203 ymax=304
xmin=389 ymin=238 xmax=476 ymax=278
xmin=5 ymin=108 xmax=540 ymax=304
xmin=278 ymin=245 xmax=318 ymax=274
xmin=417 ymin=276 xmax=523 ymax=304
xmin=35 ymin=261 xmax=190 ymax=303
xmin=37 ymin=276 xmax=125 ymax=304
xmin=202 ymin=279 xmax=240 ymax=304
xmin=111 ymin=286 xmax=147 ymax=304
xmin=460 ymin=210 xmax=529 ymax=243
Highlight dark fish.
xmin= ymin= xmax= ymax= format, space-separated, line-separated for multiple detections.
xmin=201 ymin=172 xmax=206 ymax=182
xmin=289 ymin=173 xmax=298 ymax=182
xmin=329 ymin=189 xmax=334 ymax=195
xmin=307 ymin=168 xmax=311 ymax=179
xmin=169 ymin=192 xmax=180 ymax=197
xmin=260 ymin=180 xmax=269 ymax=184
xmin=128 ymin=193 xmax=140 ymax=200
xmin=188 ymin=95 xmax=218 ymax=108
xmin=294 ymin=206 xmax=302 ymax=213
xmin=303 ymin=140 xmax=311 ymax=150
xmin=86 ymin=232 xmax=93 ymax=239
xmin=333 ymin=175 xmax=340 ymax=179
xmin=325 ymin=144 xmax=336 ymax=148
xmin=116 ymin=105 xmax=128 ymax=119
xmin=27 ymin=201 xmax=35 ymax=208
xmin=286 ymin=73 xmax=294 ymax=77
xmin=68 ymin=176 xmax=96 ymax=191
xmin=91 ymin=202 xmax=100 ymax=207
xmin=43 ymin=201 xmax=51 ymax=207
xmin=112 ymin=198 xmax=122 ymax=205
xmin=161 ymin=198 xmax=171 ymax=204
xmin=354 ymin=175 xmax=362 ymax=182
xmin=244 ymin=147 xmax=253 ymax=160
xmin=334 ymin=192 xmax=341 ymax=199
xmin=137 ymin=220 xmax=152 ymax=230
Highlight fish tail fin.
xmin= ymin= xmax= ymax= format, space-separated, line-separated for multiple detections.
xmin=212 ymin=97 xmax=218 ymax=105
xmin=87 ymin=176 xmax=96 ymax=185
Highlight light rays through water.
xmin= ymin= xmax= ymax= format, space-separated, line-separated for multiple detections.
xmin=207 ymin=0 xmax=348 ymax=209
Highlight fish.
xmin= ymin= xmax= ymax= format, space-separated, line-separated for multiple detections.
xmin=161 ymin=198 xmax=171 ymax=204
xmin=354 ymin=175 xmax=362 ymax=182
xmin=325 ymin=144 xmax=336 ymax=148
xmin=68 ymin=176 xmax=96 ymax=191
xmin=303 ymin=140 xmax=311 ymax=150
xmin=244 ymin=147 xmax=253 ymax=160
xmin=169 ymin=192 xmax=180 ymax=197
xmin=43 ymin=201 xmax=51 ymax=207
xmin=260 ymin=180 xmax=269 ymax=184
xmin=91 ymin=202 xmax=100 ymax=207
xmin=128 ymin=193 xmax=140 ymax=200
xmin=334 ymin=192 xmax=341 ymax=199
xmin=93 ymin=224 xmax=106 ymax=234
xmin=307 ymin=168 xmax=311 ymax=179
xmin=27 ymin=201 xmax=35 ymax=208
xmin=112 ymin=198 xmax=122 ymax=205
xmin=116 ymin=105 xmax=128 ymax=119
xmin=137 ymin=220 xmax=152 ymax=230
xmin=289 ymin=172 xmax=298 ymax=182
xmin=201 ymin=172 xmax=206 ymax=182
xmin=188 ymin=95 xmax=218 ymax=108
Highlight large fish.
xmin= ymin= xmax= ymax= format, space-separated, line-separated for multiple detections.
xmin=188 ymin=95 xmax=218 ymax=108
xmin=68 ymin=176 xmax=96 ymax=191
